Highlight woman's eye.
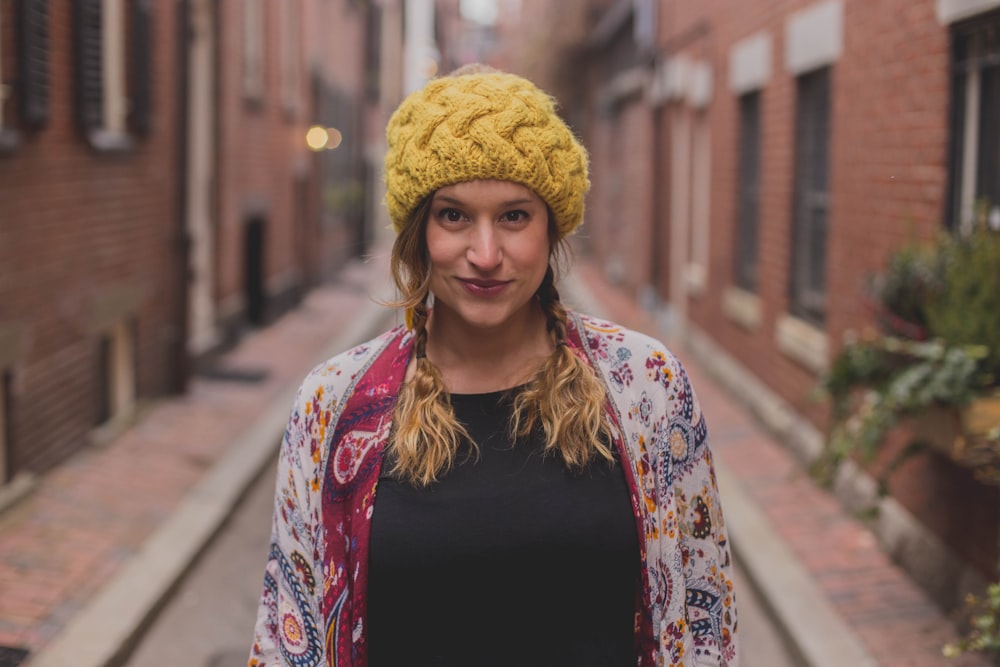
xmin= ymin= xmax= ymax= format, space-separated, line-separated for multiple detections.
xmin=441 ymin=209 xmax=463 ymax=222
xmin=502 ymin=210 xmax=528 ymax=223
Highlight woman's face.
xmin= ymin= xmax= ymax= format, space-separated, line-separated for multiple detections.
xmin=425 ymin=179 xmax=551 ymax=333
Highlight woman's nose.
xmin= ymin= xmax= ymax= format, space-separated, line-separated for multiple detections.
xmin=467 ymin=225 xmax=502 ymax=270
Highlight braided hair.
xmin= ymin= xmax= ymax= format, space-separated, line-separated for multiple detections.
xmin=387 ymin=199 xmax=613 ymax=486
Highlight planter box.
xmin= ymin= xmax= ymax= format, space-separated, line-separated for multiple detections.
xmin=914 ymin=392 xmax=1000 ymax=486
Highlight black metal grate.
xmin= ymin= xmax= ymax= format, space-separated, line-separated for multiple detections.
xmin=196 ymin=365 xmax=270 ymax=384
xmin=0 ymin=646 xmax=29 ymax=667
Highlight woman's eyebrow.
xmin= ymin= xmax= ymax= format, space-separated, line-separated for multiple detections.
xmin=433 ymin=195 xmax=537 ymax=207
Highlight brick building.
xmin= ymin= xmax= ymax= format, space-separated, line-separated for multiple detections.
xmin=193 ymin=0 xmax=381 ymax=351
xmin=0 ymin=0 xmax=182 ymax=483
xmin=559 ymin=0 xmax=1000 ymax=611
xmin=0 ymin=0 xmax=394 ymax=488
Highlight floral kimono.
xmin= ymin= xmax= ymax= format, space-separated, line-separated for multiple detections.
xmin=249 ymin=312 xmax=738 ymax=666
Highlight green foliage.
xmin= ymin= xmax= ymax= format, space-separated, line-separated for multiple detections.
xmin=822 ymin=223 xmax=1000 ymax=475
xmin=822 ymin=221 xmax=1000 ymax=662
xmin=926 ymin=227 xmax=1000 ymax=378
xmin=821 ymin=337 xmax=990 ymax=472
xmin=944 ymin=583 xmax=1000 ymax=659
xmin=870 ymin=241 xmax=941 ymax=337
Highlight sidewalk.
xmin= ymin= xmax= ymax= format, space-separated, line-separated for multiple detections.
xmin=562 ymin=257 xmax=990 ymax=667
xmin=0 ymin=242 xmax=989 ymax=667
xmin=0 ymin=244 xmax=398 ymax=667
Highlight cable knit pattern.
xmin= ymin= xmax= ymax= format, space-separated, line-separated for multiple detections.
xmin=384 ymin=71 xmax=590 ymax=238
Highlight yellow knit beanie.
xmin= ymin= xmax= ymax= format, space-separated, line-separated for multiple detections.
xmin=384 ymin=69 xmax=590 ymax=239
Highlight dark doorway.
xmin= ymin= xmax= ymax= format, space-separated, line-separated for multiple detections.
xmin=245 ymin=216 xmax=266 ymax=325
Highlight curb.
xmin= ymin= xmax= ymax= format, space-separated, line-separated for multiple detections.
xmin=558 ymin=272 xmax=879 ymax=667
xmin=28 ymin=282 xmax=397 ymax=667
xmin=715 ymin=466 xmax=878 ymax=667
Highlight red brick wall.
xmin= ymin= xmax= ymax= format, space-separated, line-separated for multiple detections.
xmin=212 ymin=0 xmax=371 ymax=328
xmin=215 ymin=0 xmax=302 ymax=325
xmin=0 ymin=2 xmax=181 ymax=473
xmin=587 ymin=98 xmax=656 ymax=292
xmin=657 ymin=0 xmax=996 ymax=578
xmin=309 ymin=0 xmax=370 ymax=280
xmin=575 ymin=0 xmax=996 ymax=581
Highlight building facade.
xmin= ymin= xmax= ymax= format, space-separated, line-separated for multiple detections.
xmin=0 ymin=0 xmax=394 ymax=486
xmin=575 ymin=0 xmax=1000 ymax=610
xmin=0 ymin=0 xmax=182 ymax=481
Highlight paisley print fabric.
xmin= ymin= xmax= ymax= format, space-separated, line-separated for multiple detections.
xmin=249 ymin=314 xmax=738 ymax=666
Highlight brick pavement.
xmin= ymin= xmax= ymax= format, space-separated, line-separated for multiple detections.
xmin=0 ymin=240 xmax=992 ymax=667
xmin=0 ymin=249 xmax=394 ymax=661
xmin=568 ymin=257 xmax=991 ymax=667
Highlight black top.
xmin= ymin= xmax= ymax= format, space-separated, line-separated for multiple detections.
xmin=367 ymin=387 xmax=640 ymax=667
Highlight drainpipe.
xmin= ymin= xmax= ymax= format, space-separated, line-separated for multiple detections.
xmin=172 ymin=0 xmax=192 ymax=394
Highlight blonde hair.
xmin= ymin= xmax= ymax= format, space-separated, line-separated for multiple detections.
xmin=388 ymin=198 xmax=614 ymax=486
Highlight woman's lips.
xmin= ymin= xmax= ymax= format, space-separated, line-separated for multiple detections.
xmin=458 ymin=278 xmax=511 ymax=296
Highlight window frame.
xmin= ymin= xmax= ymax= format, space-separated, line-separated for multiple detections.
xmin=947 ymin=8 xmax=1000 ymax=232
xmin=0 ymin=0 xmax=17 ymax=151
xmin=789 ymin=66 xmax=832 ymax=325
xmin=73 ymin=0 xmax=152 ymax=151
xmin=735 ymin=90 xmax=762 ymax=292
xmin=1 ymin=2 xmax=6 ymax=127
xmin=0 ymin=0 xmax=10 ymax=151
xmin=279 ymin=0 xmax=301 ymax=116
xmin=243 ymin=0 xmax=265 ymax=103
xmin=95 ymin=319 xmax=137 ymax=429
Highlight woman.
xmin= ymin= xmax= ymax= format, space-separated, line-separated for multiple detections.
xmin=249 ymin=67 xmax=737 ymax=667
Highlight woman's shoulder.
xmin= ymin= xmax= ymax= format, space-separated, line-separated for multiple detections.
xmin=568 ymin=310 xmax=679 ymax=362
xmin=294 ymin=324 xmax=411 ymax=400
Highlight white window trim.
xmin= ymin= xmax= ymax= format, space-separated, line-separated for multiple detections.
xmin=730 ymin=31 xmax=772 ymax=95
xmin=686 ymin=110 xmax=711 ymax=296
xmin=90 ymin=319 xmax=137 ymax=446
xmin=785 ymin=0 xmax=844 ymax=75
xmin=954 ymin=28 xmax=1000 ymax=233
xmin=687 ymin=62 xmax=713 ymax=109
xmin=664 ymin=55 xmax=692 ymax=103
xmin=775 ymin=313 xmax=829 ymax=375
xmin=723 ymin=286 xmax=763 ymax=332
xmin=102 ymin=0 xmax=128 ymax=133
xmin=960 ymin=61 xmax=981 ymax=233
xmin=938 ymin=0 xmax=1000 ymax=24
xmin=97 ymin=319 xmax=136 ymax=430
xmin=110 ymin=320 xmax=136 ymax=420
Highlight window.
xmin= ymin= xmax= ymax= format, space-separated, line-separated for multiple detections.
xmin=948 ymin=8 xmax=1000 ymax=232
xmin=1 ymin=2 xmax=8 ymax=134
xmin=279 ymin=0 xmax=300 ymax=114
xmin=73 ymin=0 xmax=152 ymax=149
xmin=686 ymin=108 xmax=711 ymax=295
xmin=789 ymin=67 xmax=831 ymax=325
xmin=0 ymin=0 xmax=50 ymax=151
xmin=735 ymin=91 xmax=762 ymax=292
xmin=365 ymin=2 xmax=382 ymax=101
xmin=243 ymin=0 xmax=265 ymax=101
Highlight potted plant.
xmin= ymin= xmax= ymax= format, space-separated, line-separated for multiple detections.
xmin=822 ymin=223 xmax=1000 ymax=476
xmin=820 ymin=221 xmax=1000 ymax=660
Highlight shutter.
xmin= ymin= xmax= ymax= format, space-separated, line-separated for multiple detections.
xmin=17 ymin=0 xmax=50 ymax=128
xmin=73 ymin=0 xmax=104 ymax=132
xmin=130 ymin=0 xmax=152 ymax=136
